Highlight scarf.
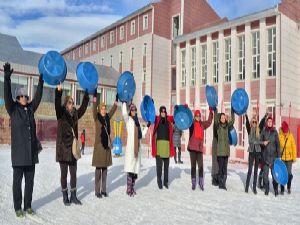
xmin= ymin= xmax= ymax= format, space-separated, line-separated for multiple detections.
xmin=97 ymin=113 xmax=111 ymax=149
xmin=132 ymin=115 xmax=142 ymax=158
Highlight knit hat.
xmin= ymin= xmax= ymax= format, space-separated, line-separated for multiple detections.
xmin=15 ymin=87 xmax=28 ymax=98
xmin=194 ymin=110 xmax=201 ymax=117
xmin=266 ymin=116 xmax=274 ymax=128
xmin=282 ymin=121 xmax=289 ymax=133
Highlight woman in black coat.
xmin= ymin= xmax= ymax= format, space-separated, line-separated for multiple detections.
xmin=3 ymin=62 xmax=44 ymax=217
xmin=55 ymin=84 xmax=89 ymax=205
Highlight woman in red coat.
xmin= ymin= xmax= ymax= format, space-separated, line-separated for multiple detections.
xmin=188 ymin=108 xmax=213 ymax=190
xmin=152 ymin=106 xmax=175 ymax=189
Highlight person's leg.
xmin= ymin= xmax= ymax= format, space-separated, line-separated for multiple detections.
xmin=212 ymin=138 xmax=219 ymax=185
xmin=131 ymin=173 xmax=138 ymax=195
xmin=217 ymin=156 xmax=223 ymax=188
xmin=286 ymin=161 xmax=293 ymax=194
xmin=13 ymin=167 xmax=24 ymax=213
xmin=156 ymin=156 xmax=163 ymax=189
xmin=59 ymin=162 xmax=70 ymax=205
xmin=178 ymin=147 xmax=183 ymax=164
xmin=163 ymin=158 xmax=170 ymax=188
xmin=174 ymin=147 xmax=177 ymax=164
xmin=263 ymin=164 xmax=270 ymax=195
xmin=69 ymin=162 xmax=81 ymax=205
xmin=95 ymin=168 xmax=102 ymax=197
xmin=197 ymin=152 xmax=204 ymax=190
xmin=222 ymin=157 xmax=228 ymax=190
xmin=82 ymin=142 xmax=85 ymax=155
xmin=101 ymin=168 xmax=108 ymax=196
xmin=245 ymin=153 xmax=254 ymax=192
xmin=252 ymin=153 xmax=260 ymax=194
xmin=23 ymin=165 xmax=35 ymax=212
xmin=271 ymin=166 xmax=279 ymax=197
xmin=189 ymin=151 xmax=197 ymax=190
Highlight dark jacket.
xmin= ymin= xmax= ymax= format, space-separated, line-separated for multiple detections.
xmin=55 ymin=89 xmax=89 ymax=162
xmin=214 ymin=108 xmax=235 ymax=157
xmin=172 ymin=124 xmax=182 ymax=148
xmin=4 ymin=76 xmax=44 ymax=167
xmin=260 ymin=127 xmax=280 ymax=165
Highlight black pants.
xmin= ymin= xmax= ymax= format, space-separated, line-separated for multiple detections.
xmin=263 ymin=164 xmax=278 ymax=193
xmin=217 ymin=156 xmax=228 ymax=176
xmin=245 ymin=152 xmax=261 ymax=189
xmin=156 ymin=156 xmax=169 ymax=185
xmin=95 ymin=167 xmax=107 ymax=194
xmin=13 ymin=165 xmax=35 ymax=211
xmin=189 ymin=151 xmax=203 ymax=178
xmin=81 ymin=142 xmax=85 ymax=154
xmin=281 ymin=160 xmax=293 ymax=190
xmin=59 ymin=161 xmax=77 ymax=190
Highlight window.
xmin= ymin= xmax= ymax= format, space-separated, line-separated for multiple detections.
xmin=252 ymin=31 xmax=260 ymax=79
xmin=79 ymin=47 xmax=82 ymax=57
xmin=119 ymin=51 xmax=123 ymax=64
xmin=201 ymin=44 xmax=207 ymax=85
xmin=92 ymin=40 xmax=97 ymax=52
xmin=172 ymin=15 xmax=180 ymax=38
xmin=224 ymin=39 xmax=231 ymax=82
xmin=181 ymin=50 xmax=186 ymax=87
xmin=143 ymin=68 xmax=146 ymax=82
xmin=85 ymin=43 xmax=89 ymax=54
xmin=106 ymin=89 xmax=116 ymax=106
xmin=110 ymin=31 xmax=115 ymax=44
xmin=238 ymin=35 xmax=245 ymax=80
xmin=130 ymin=20 xmax=136 ymax=35
xmin=267 ymin=27 xmax=276 ymax=77
xmin=143 ymin=14 xmax=149 ymax=30
xmin=267 ymin=103 xmax=276 ymax=126
xmin=130 ymin=48 xmax=134 ymax=60
xmin=191 ymin=47 xmax=196 ymax=86
xmin=33 ymin=78 xmax=57 ymax=103
xmin=101 ymin=36 xmax=105 ymax=48
xmin=143 ymin=43 xmax=147 ymax=56
xmin=120 ymin=26 xmax=125 ymax=40
xmin=110 ymin=55 xmax=113 ymax=67
xmin=212 ymin=42 xmax=219 ymax=83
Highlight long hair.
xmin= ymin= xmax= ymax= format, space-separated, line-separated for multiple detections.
xmin=63 ymin=95 xmax=73 ymax=107
xmin=251 ymin=117 xmax=260 ymax=138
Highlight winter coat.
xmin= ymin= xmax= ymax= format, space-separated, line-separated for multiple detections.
xmin=214 ymin=108 xmax=235 ymax=157
xmin=152 ymin=115 xmax=175 ymax=158
xmin=172 ymin=124 xmax=182 ymax=148
xmin=279 ymin=129 xmax=297 ymax=162
xmin=188 ymin=111 xmax=213 ymax=152
xmin=92 ymin=101 xmax=117 ymax=168
xmin=55 ymin=89 xmax=89 ymax=162
xmin=122 ymin=103 xmax=148 ymax=174
xmin=4 ymin=76 xmax=44 ymax=167
xmin=260 ymin=128 xmax=280 ymax=165
xmin=245 ymin=114 xmax=265 ymax=153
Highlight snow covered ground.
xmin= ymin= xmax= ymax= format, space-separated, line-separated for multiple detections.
xmin=0 ymin=143 xmax=300 ymax=225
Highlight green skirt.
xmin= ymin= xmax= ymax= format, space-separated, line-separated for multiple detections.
xmin=156 ymin=140 xmax=170 ymax=158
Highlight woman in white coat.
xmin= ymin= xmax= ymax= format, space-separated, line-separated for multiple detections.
xmin=122 ymin=102 xmax=150 ymax=197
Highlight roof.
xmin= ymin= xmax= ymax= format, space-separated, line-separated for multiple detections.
xmin=174 ymin=7 xmax=279 ymax=44
xmin=60 ymin=3 xmax=153 ymax=54
xmin=0 ymin=33 xmax=119 ymax=87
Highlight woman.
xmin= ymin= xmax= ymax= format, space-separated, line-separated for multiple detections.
xmin=213 ymin=107 xmax=235 ymax=190
xmin=152 ymin=106 xmax=175 ymax=189
xmin=55 ymin=84 xmax=89 ymax=205
xmin=4 ymin=63 xmax=43 ymax=217
xmin=244 ymin=114 xmax=268 ymax=194
xmin=188 ymin=108 xmax=213 ymax=190
xmin=80 ymin=129 xmax=85 ymax=155
xmin=173 ymin=123 xmax=183 ymax=164
xmin=279 ymin=121 xmax=297 ymax=194
xmin=92 ymin=90 xmax=118 ymax=198
xmin=122 ymin=103 xmax=150 ymax=197
xmin=260 ymin=116 xmax=280 ymax=196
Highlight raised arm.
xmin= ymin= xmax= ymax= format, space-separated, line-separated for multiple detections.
xmin=3 ymin=63 xmax=15 ymax=116
xmin=108 ymin=94 xmax=118 ymax=119
xmin=77 ymin=91 xmax=90 ymax=119
xmin=141 ymin=126 xmax=149 ymax=138
xmin=55 ymin=87 xmax=64 ymax=119
xmin=30 ymin=75 xmax=44 ymax=112
xmin=245 ymin=114 xmax=251 ymax=135
xmin=213 ymin=108 xmax=220 ymax=127
xmin=259 ymin=113 xmax=268 ymax=132
xmin=275 ymin=131 xmax=281 ymax=158
xmin=228 ymin=107 xmax=235 ymax=127
xmin=122 ymin=102 xmax=129 ymax=122
xmin=202 ymin=109 xmax=213 ymax=130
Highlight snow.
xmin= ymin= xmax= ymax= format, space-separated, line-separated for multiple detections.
xmin=0 ymin=143 xmax=300 ymax=225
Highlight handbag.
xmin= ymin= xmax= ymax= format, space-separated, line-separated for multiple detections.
xmin=187 ymin=136 xmax=201 ymax=152
xmin=71 ymin=128 xmax=81 ymax=160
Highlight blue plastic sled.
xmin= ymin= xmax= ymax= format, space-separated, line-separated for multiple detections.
xmin=272 ymin=159 xmax=288 ymax=185
xmin=117 ymin=71 xmax=136 ymax=102
xmin=231 ymin=88 xmax=249 ymax=115
xmin=140 ymin=95 xmax=156 ymax=124
xmin=205 ymin=85 xmax=218 ymax=108
xmin=228 ymin=127 xmax=238 ymax=146
xmin=174 ymin=105 xmax=193 ymax=130
xmin=76 ymin=62 xmax=99 ymax=94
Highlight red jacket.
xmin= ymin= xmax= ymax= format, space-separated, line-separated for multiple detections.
xmin=81 ymin=133 xmax=85 ymax=143
xmin=151 ymin=115 xmax=175 ymax=158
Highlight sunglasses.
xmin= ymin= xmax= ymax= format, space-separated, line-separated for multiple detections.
xmin=18 ymin=95 xmax=29 ymax=100
xmin=161 ymin=111 xmax=166 ymax=113
xmin=252 ymin=121 xmax=257 ymax=124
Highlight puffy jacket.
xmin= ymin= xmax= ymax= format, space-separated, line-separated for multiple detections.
xmin=279 ymin=129 xmax=297 ymax=161
xmin=260 ymin=127 xmax=280 ymax=165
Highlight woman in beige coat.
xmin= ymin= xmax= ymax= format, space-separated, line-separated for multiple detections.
xmin=92 ymin=90 xmax=118 ymax=198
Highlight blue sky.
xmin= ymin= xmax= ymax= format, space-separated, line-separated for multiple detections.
xmin=0 ymin=0 xmax=281 ymax=53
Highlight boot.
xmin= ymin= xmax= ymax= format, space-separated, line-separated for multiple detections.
xmin=191 ymin=178 xmax=196 ymax=190
xmin=131 ymin=177 xmax=137 ymax=196
xmin=280 ymin=185 xmax=285 ymax=195
xmin=101 ymin=192 xmax=108 ymax=197
xmin=62 ymin=189 xmax=70 ymax=206
xmin=95 ymin=193 xmax=102 ymax=198
xmin=218 ymin=175 xmax=226 ymax=190
xmin=252 ymin=186 xmax=257 ymax=195
xmin=174 ymin=151 xmax=177 ymax=164
xmin=287 ymin=174 xmax=293 ymax=194
xmin=178 ymin=151 xmax=183 ymax=164
xmin=273 ymin=180 xmax=279 ymax=197
xmin=199 ymin=177 xmax=204 ymax=191
xmin=70 ymin=190 xmax=82 ymax=205
xmin=126 ymin=175 xmax=133 ymax=196
xmin=258 ymin=170 xmax=264 ymax=189
xmin=15 ymin=210 xmax=25 ymax=218
xmin=264 ymin=183 xmax=269 ymax=195
xmin=212 ymin=175 xmax=219 ymax=186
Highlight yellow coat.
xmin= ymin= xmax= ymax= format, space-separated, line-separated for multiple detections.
xmin=279 ymin=129 xmax=297 ymax=161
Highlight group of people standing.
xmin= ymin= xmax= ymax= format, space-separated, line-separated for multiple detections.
xmin=3 ymin=62 xmax=297 ymax=218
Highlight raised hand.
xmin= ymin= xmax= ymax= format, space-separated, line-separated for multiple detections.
xmin=3 ymin=62 xmax=13 ymax=79
xmin=57 ymin=83 xmax=62 ymax=92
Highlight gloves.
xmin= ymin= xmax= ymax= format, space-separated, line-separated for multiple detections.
xmin=93 ymin=89 xmax=97 ymax=98
xmin=3 ymin=62 xmax=13 ymax=80
xmin=85 ymin=88 xmax=89 ymax=95
xmin=184 ymin=104 xmax=188 ymax=108
xmin=152 ymin=98 xmax=154 ymax=104
xmin=116 ymin=93 xmax=119 ymax=102
xmin=39 ymin=73 xmax=44 ymax=82
xmin=174 ymin=105 xmax=178 ymax=111
xmin=147 ymin=121 xmax=151 ymax=128
xmin=209 ymin=107 xmax=213 ymax=113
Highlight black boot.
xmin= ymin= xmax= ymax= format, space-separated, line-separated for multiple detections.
xmin=174 ymin=151 xmax=177 ymax=164
xmin=62 ymin=189 xmax=70 ymax=206
xmin=218 ymin=175 xmax=226 ymax=190
xmin=178 ymin=151 xmax=183 ymax=164
xmin=253 ymin=186 xmax=257 ymax=195
xmin=70 ymin=190 xmax=82 ymax=205
xmin=258 ymin=172 xmax=264 ymax=189
xmin=287 ymin=174 xmax=293 ymax=194
xmin=280 ymin=185 xmax=285 ymax=195
xmin=273 ymin=180 xmax=279 ymax=197
xmin=264 ymin=184 xmax=269 ymax=195
xmin=212 ymin=175 xmax=219 ymax=186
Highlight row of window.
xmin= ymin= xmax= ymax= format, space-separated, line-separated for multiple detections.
xmin=180 ymin=27 xmax=276 ymax=87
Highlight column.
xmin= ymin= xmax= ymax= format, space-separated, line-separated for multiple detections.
xmin=195 ymin=38 xmax=201 ymax=108
xmin=185 ymin=41 xmax=191 ymax=105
